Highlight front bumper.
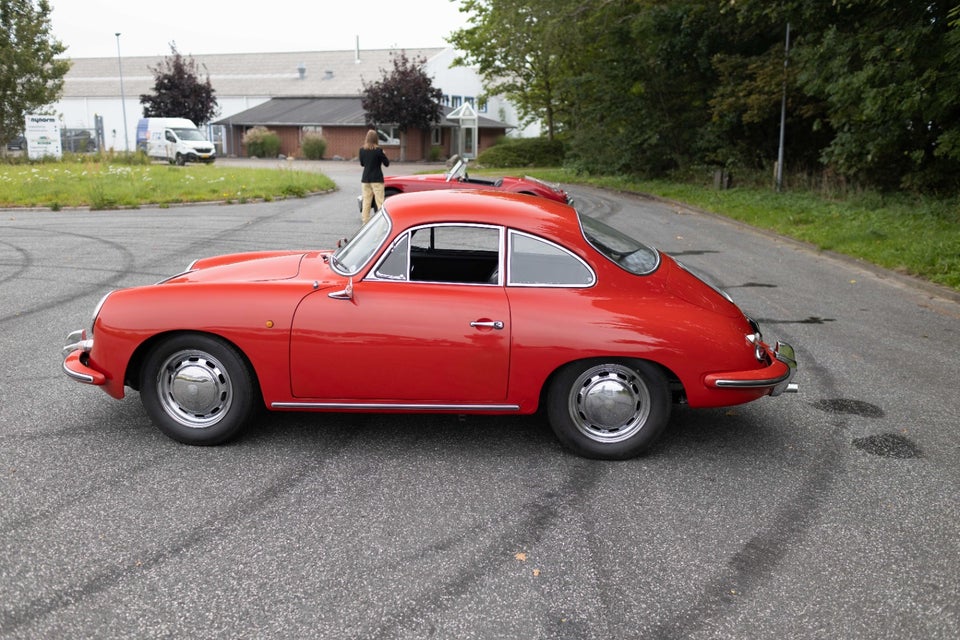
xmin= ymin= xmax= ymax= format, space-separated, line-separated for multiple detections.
xmin=704 ymin=341 xmax=798 ymax=396
xmin=61 ymin=329 xmax=105 ymax=385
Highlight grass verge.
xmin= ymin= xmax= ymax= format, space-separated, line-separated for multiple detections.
xmin=0 ymin=161 xmax=335 ymax=210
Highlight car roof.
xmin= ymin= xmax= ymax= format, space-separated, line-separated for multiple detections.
xmin=382 ymin=189 xmax=584 ymax=247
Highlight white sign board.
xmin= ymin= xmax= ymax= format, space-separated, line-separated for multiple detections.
xmin=25 ymin=114 xmax=62 ymax=160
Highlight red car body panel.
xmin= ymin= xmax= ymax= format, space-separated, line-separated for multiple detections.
xmin=65 ymin=190 xmax=793 ymax=421
xmin=382 ymin=159 xmax=571 ymax=204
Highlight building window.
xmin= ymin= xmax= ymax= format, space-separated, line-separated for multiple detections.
xmin=451 ymin=95 xmax=462 ymax=108
xmin=441 ymin=94 xmax=450 ymax=106
xmin=301 ymin=125 xmax=322 ymax=137
xmin=431 ymin=127 xmax=442 ymax=145
xmin=477 ymin=97 xmax=488 ymax=113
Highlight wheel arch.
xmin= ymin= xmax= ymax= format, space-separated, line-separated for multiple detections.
xmin=124 ymin=330 xmax=261 ymax=396
xmin=536 ymin=356 xmax=685 ymax=412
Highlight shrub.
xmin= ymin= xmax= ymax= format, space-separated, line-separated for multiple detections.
xmin=243 ymin=126 xmax=281 ymax=158
xmin=301 ymin=133 xmax=327 ymax=160
xmin=476 ymin=137 xmax=565 ymax=168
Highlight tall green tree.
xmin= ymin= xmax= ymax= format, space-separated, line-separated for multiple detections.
xmin=563 ymin=1 xmax=732 ymax=175
xmin=139 ymin=43 xmax=218 ymax=126
xmin=361 ymin=51 xmax=443 ymax=161
xmin=449 ymin=0 xmax=576 ymax=139
xmin=794 ymin=0 xmax=960 ymax=190
xmin=0 ymin=0 xmax=69 ymax=149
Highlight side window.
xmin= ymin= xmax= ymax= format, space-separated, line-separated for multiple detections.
xmin=408 ymin=224 xmax=501 ymax=284
xmin=508 ymin=231 xmax=595 ymax=286
xmin=374 ymin=234 xmax=409 ymax=280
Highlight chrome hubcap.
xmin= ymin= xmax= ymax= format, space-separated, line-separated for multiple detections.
xmin=156 ymin=350 xmax=232 ymax=429
xmin=569 ymin=364 xmax=650 ymax=443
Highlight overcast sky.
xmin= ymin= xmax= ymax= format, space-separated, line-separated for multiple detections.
xmin=49 ymin=0 xmax=471 ymax=58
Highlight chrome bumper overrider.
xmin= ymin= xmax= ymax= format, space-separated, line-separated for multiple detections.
xmin=769 ymin=341 xmax=799 ymax=396
xmin=61 ymin=329 xmax=100 ymax=384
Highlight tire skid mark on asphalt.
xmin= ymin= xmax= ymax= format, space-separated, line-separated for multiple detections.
xmin=557 ymin=187 xmax=844 ymax=634
xmin=0 ymin=240 xmax=31 ymax=286
xmin=0 ymin=443 xmax=172 ymax=539
xmin=648 ymin=343 xmax=845 ymax=637
xmin=362 ymin=461 xmax=605 ymax=640
xmin=0 ymin=227 xmax=134 ymax=325
xmin=0 ymin=204 xmax=300 ymax=327
xmin=159 ymin=202 xmax=310 ymax=265
xmin=0 ymin=433 xmax=357 ymax=636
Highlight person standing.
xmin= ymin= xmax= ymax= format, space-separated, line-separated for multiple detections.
xmin=359 ymin=129 xmax=391 ymax=224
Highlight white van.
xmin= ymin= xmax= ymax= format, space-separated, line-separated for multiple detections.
xmin=135 ymin=118 xmax=216 ymax=165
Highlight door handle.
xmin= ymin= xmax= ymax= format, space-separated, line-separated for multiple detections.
xmin=470 ymin=320 xmax=504 ymax=330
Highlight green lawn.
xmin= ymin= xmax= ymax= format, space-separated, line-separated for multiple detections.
xmin=0 ymin=161 xmax=335 ymax=209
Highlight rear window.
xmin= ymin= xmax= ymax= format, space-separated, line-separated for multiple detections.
xmin=578 ymin=212 xmax=660 ymax=275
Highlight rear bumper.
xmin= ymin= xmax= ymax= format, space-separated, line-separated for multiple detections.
xmin=704 ymin=341 xmax=798 ymax=396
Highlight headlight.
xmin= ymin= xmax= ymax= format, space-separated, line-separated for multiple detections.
xmin=90 ymin=291 xmax=112 ymax=335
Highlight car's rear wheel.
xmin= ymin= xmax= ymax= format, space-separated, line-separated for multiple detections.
xmin=140 ymin=334 xmax=257 ymax=445
xmin=175 ymin=153 xmax=186 ymax=166
xmin=546 ymin=359 xmax=670 ymax=460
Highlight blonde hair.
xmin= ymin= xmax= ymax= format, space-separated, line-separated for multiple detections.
xmin=363 ymin=129 xmax=379 ymax=150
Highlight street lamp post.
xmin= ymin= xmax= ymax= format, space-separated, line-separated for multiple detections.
xmin=115 ymin=32 xmax=130 ymax=152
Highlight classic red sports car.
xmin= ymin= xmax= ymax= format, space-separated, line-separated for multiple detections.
xmin=363 ymin=156 xmax=572 ymax=208
xmin=62 ymin=190 xmax=797 ymax=459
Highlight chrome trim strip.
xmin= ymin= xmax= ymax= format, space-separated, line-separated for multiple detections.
xmin=62 ymin=359 xmax=95 ymax=384
xmin=271 ymin=402 xmax=521 ymax=411
xmin=713 ymin=373 xmax=792 ymax=389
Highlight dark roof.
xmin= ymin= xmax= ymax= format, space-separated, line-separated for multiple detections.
xmin=215 ymin=97 xmax=510 ymax=130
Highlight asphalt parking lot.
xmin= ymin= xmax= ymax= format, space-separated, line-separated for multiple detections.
xmin=1 ymin=159 xmax=957 ymax=638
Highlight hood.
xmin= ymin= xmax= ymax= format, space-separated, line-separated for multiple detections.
xmin=165 ymin=251 xmax=309 ymax=284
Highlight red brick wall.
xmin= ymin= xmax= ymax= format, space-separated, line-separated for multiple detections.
xmin=227 ymin=124 xmax=504 ymax=160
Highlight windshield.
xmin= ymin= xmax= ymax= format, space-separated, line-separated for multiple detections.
xmin=446 ymin=157 xmax=467 ymax=182
xmin=331 ymin=210 xmax=392 ymax=275
xmin=173 ymin=128 xmax=206 ymax=141
xmin=579 ymin=212 xmax=660 ymax=275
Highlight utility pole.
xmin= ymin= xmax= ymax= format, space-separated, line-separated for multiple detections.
xmin=776 ymin=22 xmax=791 ymax=192
xmin=115 ymin=32 xmax=130 ymax=152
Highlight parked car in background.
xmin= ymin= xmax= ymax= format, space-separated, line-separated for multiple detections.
xmin=62 ymin=190 xmax=797 ymax=460
xmin=136 ymin=117 xmax=216 ymax=165
xmin=6 ymin=134 xmax=26 ymax=151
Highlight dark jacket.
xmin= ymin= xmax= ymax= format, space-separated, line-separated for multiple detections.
xmin=359 ymin=147 xmax=390 ymax=182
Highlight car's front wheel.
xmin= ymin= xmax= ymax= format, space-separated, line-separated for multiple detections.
xmin=546 ymin=359 xmax=671 ymax=460
xmin=140 ymin=334 xmax=257 ymax=445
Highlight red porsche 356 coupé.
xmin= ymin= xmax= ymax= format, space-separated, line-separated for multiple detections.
xmin=63 ymin=190 xmax=796 ymax=459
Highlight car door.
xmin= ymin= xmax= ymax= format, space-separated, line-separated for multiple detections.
xmin=289 ymin=224 xmax=511 ymax=404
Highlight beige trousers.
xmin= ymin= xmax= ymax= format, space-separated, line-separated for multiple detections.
xmin=361 ymin=182 xmax=386 ymax=224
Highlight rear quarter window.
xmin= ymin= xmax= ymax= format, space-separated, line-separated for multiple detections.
xmin=508 ymin=231 xmax=595 ymax=286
